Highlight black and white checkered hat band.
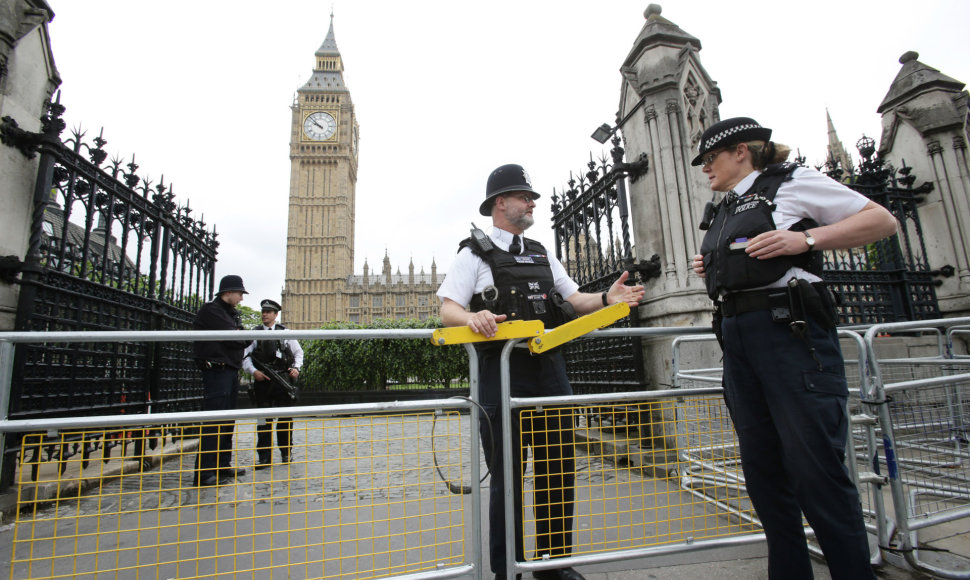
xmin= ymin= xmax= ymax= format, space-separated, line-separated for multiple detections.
xmin=703 ymin=123 xmax=762 ymax=151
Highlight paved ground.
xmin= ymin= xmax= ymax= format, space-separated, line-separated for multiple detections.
xmin=0 ymin=416 xmax=966 ymax=579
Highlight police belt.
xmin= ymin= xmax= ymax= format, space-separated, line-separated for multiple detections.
xmin=719 ymin=282 xmax=827 ymax=317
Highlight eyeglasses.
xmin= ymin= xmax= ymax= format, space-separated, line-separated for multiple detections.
xmin=701 ymin=149 xmax=725 ymax=167
xmin=701 ymin=146 xmax=740 ymax=167
xmin=506 ymin=193 xmax=536 ymax=204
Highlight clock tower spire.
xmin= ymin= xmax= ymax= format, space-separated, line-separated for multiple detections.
xmin=282 ymin=12 xmax=360 ymax=329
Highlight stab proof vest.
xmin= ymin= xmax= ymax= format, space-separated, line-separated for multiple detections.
xmin=251 ymin=324 xmax=296 ymax=371
xmin=698 ymin=163 xmax=823 ymax=300
xmin=460 ymin=236 xmax=576 ymax=329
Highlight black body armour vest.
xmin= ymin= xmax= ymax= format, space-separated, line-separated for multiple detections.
xmin=699 ymin=163 xmax=823 ymax=300
xmin=251 ymin=325 xmax=296 ymax=370
xmin=460 ymin=236 xmax=576 ymax=329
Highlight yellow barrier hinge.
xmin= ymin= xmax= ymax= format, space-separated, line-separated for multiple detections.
xmin=431 ymin=319 xmax=545 ymax=346
xmin=528 ymin=302 xmax=630 ymax=354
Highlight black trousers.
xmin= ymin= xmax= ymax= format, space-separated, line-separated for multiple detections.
xmin=721 ymin=309 xmax=875 ymax=580
xmin=478 ymin=348 xmax=575 ymax=574
xmin=252 ymin=380 xmax=294 ymax=461
xmin=196 ymin=368 xmax=239 ymax=480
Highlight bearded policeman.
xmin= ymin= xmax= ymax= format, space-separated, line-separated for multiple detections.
xmin=437 ymin=163 xmax=644 ymax=580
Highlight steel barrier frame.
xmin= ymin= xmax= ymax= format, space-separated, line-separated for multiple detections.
xmin=6 ymin=323 xmax=966 ymax=578
xmin=671 ymin=330 xmax=892 ymax=565
xmin=0 ymin=328 xmax=483 ymax=580
xmin=0 ymin=325 xmax=773 ymax=580
xmin=862 ymin=317 xmax=970 ymax=579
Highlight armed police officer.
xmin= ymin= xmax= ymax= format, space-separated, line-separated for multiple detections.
xmin=437 ymin=164 xmax=644 ymax=580
xmin=242 ymin=299 xmax=304 ymax=468
xmin=690 ymin=117 xmax=897 ymax=580
xmin=192 ymin=274 xmax=251 ymax=487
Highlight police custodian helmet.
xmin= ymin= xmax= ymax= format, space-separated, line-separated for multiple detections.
xmin=479 ymin=163 xmax=542 ymax=216
xmin=216 ymin=274 xmax=248 ymax=295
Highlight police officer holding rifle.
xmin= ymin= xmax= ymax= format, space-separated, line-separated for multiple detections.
xmin=242 ymin=299 xmax=303 ymax=469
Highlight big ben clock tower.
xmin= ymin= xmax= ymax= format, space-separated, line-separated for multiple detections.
xmin=282 ymin=14 xmax=360 ymax=328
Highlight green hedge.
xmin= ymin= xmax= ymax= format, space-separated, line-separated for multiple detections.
xmin=301 ymin=318 xmax=469 ymax=391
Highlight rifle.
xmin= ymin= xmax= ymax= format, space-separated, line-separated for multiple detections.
xmin=250 ymin=357 xmax=299 ymax=401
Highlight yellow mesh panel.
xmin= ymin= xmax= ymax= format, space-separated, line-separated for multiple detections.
xmin=8 ymin=412 xmax=469 ymax=580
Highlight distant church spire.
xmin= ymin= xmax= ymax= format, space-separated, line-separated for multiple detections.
xmin=826 ymin=109 xmax=855 ymax=175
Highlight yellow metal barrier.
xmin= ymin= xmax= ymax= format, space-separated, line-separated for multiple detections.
xmin=431 ymin=319 xmax=544 ymax=345
xmin=430 ymin=303 xmax=629 ymax=352
xmin=528 ymin=302 xmax=630 ymax=354
xmin=7 ymin=413 xmax=471 ymax=580
xmin=518 ymin=397 xmax=758 ymax=559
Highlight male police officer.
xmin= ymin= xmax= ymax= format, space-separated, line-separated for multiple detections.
xmin=242 ymin=299 xmax=304 ymax=468
xmin=192 ymin=274 xmax=251 ymax=487
xmin=437 ymin=164 xmax=644 ymax=580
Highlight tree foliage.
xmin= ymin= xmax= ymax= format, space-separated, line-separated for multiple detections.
xmin=301 ymin=318 xmax=469 ymax=391
xmin=237 ymin=305 xmax=261 ymax=329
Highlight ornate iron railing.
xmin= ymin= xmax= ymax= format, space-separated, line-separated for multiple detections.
xmin=819 ymin=136 xmax=944 ymax=324
xmin=549 ymin=137 xmax=658 ymax=393
xmin=0 ymin=96 xmax=218 ymax=487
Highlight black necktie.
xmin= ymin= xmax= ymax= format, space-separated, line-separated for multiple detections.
xmin=509 ymin=235 xmax=521 ymax=255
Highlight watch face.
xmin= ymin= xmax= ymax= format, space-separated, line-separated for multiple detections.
xmin=303 ymin=111 xmax=336 ymax=141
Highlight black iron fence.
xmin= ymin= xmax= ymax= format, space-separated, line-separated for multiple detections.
xmin=818 ymin=136 xmax=944 ymax=324
xmin=549 ymin=138 xmax=659 ymax=393
xmin=1 ymin=97 xmax=217 ymax=486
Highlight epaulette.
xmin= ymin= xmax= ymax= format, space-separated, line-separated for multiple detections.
xmin=458 ymin=236 xmax=489 ymax=258
xmin=762 ymin=161 xmax=799 ymax=179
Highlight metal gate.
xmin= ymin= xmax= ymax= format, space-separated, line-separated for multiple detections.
xmin=0 ymin=97 xmax=217 ymax=488
xmin=549 ymin=137 xmax=658 ymax=393
xmin=818 ymin=136 xmax=945 ymax=324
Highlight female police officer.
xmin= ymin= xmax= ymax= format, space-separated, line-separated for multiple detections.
xmin=690 ymin=117 xmax=897 ymax=580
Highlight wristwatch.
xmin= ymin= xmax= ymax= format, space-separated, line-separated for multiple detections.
xmin=803 ymin=230 xmax=816 ymax=250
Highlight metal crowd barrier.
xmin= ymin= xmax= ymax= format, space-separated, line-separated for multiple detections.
xmin=862 ymin=318 xmax=970 ymax=580
xmin=670 ymin=330 xmax=890 ymax=565
xmin=2 ymin=322 xmax=966 ymax=579
xmin=671 ymin=318 xmax=970 ymax=579
xmin=0 ymin=329 xmax=483 ymax=580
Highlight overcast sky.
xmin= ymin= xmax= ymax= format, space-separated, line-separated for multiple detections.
xmin=46 ymin=1 xmax=969 ymax=313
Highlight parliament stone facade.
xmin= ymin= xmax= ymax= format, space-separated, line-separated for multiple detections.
xmin=281 ymin=16 xmax=440 ymax=329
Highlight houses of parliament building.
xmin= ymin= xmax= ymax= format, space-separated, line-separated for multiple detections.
xmin=281 ymin=16 xmax=441 ymax=329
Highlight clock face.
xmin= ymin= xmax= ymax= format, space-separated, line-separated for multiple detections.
xmin=303 ymin=111 xmax=336 ymax=141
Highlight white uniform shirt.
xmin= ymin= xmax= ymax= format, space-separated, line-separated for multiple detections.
xmin=732 ymin=166 xmax=870 ymax=288
xmin=241 ymin=324 xmax=304 ymax=375
xmin=436 ymin=226 xmax=580 ymax=308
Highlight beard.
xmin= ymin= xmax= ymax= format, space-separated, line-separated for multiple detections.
xmin=505 ymin=207 xmax=534 ymax=231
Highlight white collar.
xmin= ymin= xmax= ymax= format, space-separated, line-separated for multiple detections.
xmin=490 ymin=226 xmax=519 ymax=243
xmin=731 ymin=170 xmax=761 ymax=196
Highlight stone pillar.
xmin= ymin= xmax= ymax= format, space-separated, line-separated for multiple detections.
xmin=0 ymin=1 xmax=59 ymax=330
xmin=613 ymin=4 xmax=722 ymax=386
xmin=877 ymin=51 xmax=970 ymax=317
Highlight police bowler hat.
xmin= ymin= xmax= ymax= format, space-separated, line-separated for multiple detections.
xmin=216 ymin=274 xmax=248 ymax=295
xmin=691 ymin=117 xmax=772 ymax=166
xmin=260 ymin=299 xmax=282 ymax=312
xmin=479 ymin=163 xmax=542 ymax=216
